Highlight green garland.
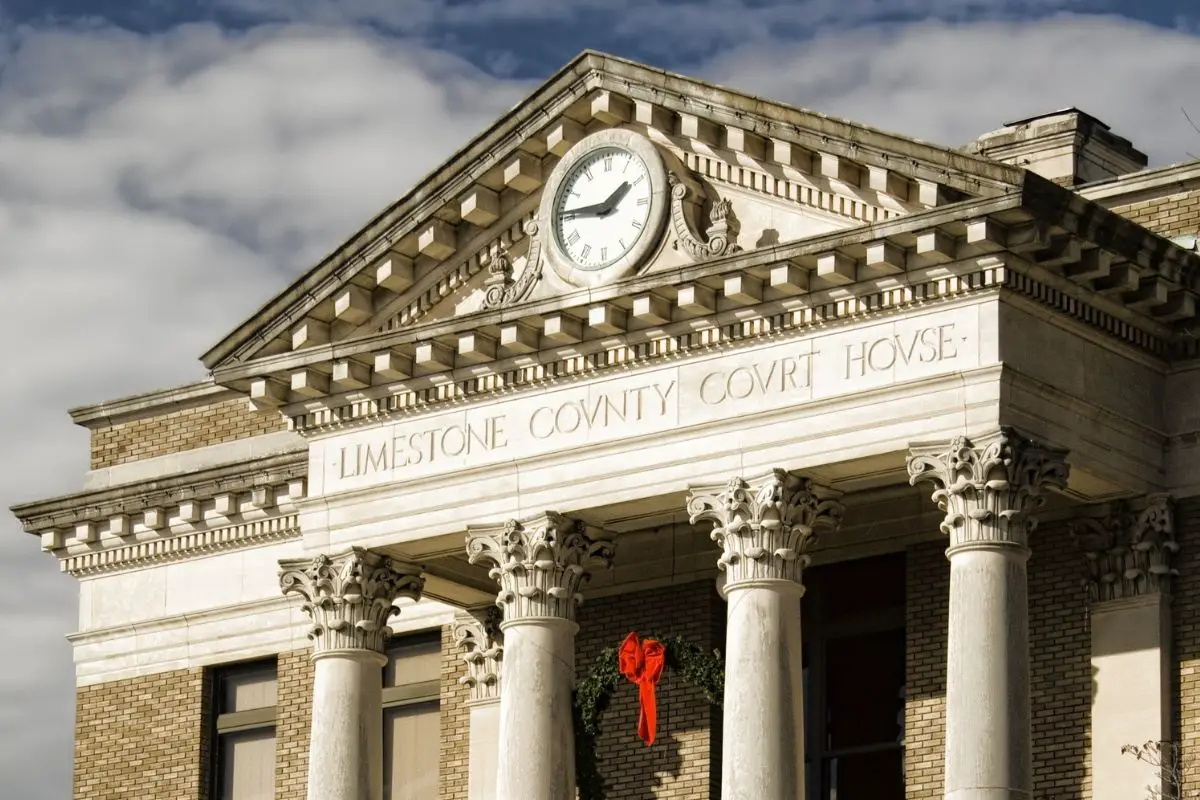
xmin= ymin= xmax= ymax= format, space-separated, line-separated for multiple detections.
xmin=573 ymin=633 xmax=725 ymax=800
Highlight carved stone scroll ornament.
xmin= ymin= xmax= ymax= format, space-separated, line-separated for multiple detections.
xmin=1071 ymin=494 xmax=1178 ymax=602
xmin=687 ymin=469 xmax=844 ymax=588
xmin=907 ymin=427 xmax=1070 ymax=551
xmin=278 ymin=547 xmax=425 ymax=655
xmin=465 ymin=512 xmax=615 ymax=623
xmin=453 ymin=607 xmax=504 ymax=702
xmin=669 ymin=172 xmax=741 ymax=261
xmin=481 ymin=219 xmax=543 ymax=311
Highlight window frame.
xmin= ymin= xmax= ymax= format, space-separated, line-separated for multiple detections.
xmin=381 ymin=630 xmax=443 ymax=800
xmin=208 ymin=658 xmax=279 ymax=800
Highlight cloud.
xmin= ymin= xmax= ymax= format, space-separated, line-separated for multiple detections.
xmin=699 ymin=13 xmax=1200 ymax=164
xmin=0 ymin=22 xmax=526 ymax=798
xmin=3 ymin=9 xmax=1200 ymax=799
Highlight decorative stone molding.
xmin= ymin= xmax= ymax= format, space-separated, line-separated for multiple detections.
xmin=453 ymin=607 xmax=504 ymax=702
xmin=686 ymin=469 xmax=844 ymax=588
xmin=669 ymin=172 xmax=741 ymax=260
xmin=481 ymin=220 xmax=543 ymax=311
xmin=278 ymin=547 xmax=425 ymax=655
xmin=1072 ymin=494 xmax=1179 ymax=602
xmin=907 ymin=427 xmax=1070 ymax=551
xmin=465 ymin=512 xmax=614 ymax=623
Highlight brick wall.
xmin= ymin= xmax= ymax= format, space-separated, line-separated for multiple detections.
xmin=1173 ymin=496 xmax=1200 ymax=794
xmin=89 ymin=396 xmax=286 ymax=470
xmin=575 ymin=580 xmax=725 ymax=800
xmin=904 ymin=528 xmax=1092 ymax=800
xmin=74 ymin=667 xmax=210 ymax=799
xmin=905 ymin=540 xmax=948 ymax=800
xmin=1028 ymin=521 xmax=1091 ymax=800
xmin=1110 ymin=189 xmax=1200 ymax=239
xmin=275 ymin=649 xmax=314 ymax=800
xmin=440 ymin=624 xmax=471 ymax=800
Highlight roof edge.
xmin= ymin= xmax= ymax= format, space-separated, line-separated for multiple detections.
xmin=68 ymin=379 xmax=235 ymax=430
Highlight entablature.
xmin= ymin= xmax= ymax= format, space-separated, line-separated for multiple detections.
xmin=211 ymin=177 xmax=1199 ymax=435
xmin=10 ymin=452 xmax=307 ymax=577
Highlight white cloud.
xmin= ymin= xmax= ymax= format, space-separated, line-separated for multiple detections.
xmin=699 ymin=13 xmax=1200 ymax=165
xmin=2 ymin=10 xmax=1200 ymax=799
xmin=0 ymin=22 xmax=526 ymax=798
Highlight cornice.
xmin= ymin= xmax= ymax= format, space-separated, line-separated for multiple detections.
xmin=11 ymin=452 xmax=308 ymax=577
xmin=1079 ymin=160 xmax=1200 ymax=207
xmin=68 ymin=379 xmax=232 ymax=429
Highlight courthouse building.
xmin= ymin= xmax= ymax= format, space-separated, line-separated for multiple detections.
xmin=14 ymin=50 xmax=1200 ymax=800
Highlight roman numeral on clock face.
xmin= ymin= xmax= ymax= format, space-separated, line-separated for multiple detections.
xmin=600 ymin=247 xmax=607 ymax=261
xmin=580 ymin=244 xmax=591 ymax=260
xmin=567 ymin=230 xmax=581 ymax=245
xmin=631 ymin=218 xmax=643 ymax=230
xmin=603 ymin=156 xmax=613 ymax=172
xmin=636 ymin=197 xmax=649 ymax=207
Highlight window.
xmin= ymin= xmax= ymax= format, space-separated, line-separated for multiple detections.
xmin=383 ymin=632 xmax=442 ymax=800
xmin=802 ymin=553 xmax=906 ymax=800
xmin=211 ymin=660 xmax=278 ymax=800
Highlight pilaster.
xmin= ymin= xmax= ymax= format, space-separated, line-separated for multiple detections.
xmin=1071 ymin=495 xmax=1177 ymax=800
xmin=454 ymin=608 xmax=505 ymax=800
xmin=907 ymin=427 xmax=1069 ymax=800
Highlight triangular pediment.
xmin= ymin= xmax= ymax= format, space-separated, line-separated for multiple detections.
xmin=201 ymin=50 xmax=1028 ymax=378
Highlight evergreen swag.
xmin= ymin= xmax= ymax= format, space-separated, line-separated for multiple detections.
xmin=573 ymin=634 xmax=725 ymax=800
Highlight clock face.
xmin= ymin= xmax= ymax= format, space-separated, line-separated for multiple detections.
xmin=552 ymin=145 xmax=653 ymax=271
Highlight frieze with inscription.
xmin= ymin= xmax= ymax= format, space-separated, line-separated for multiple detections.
xmin=309 ymin=305 xmax=985 ymax=497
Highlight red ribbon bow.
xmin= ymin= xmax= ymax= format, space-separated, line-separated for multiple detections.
xmin=618 ymin=632 xmax=666 ymax=746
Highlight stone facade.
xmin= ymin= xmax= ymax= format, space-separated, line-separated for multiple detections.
xmin=16 ymin=50 xmax=1200 ymax=800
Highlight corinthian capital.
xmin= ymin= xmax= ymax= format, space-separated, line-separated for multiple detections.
xmin=1072 ymin=494 xmax=1179 ymax=602
xmin=687 ymin=469 xmax=844 ymax=589
xmin=453 ymin=607 xmax=504 ymax=703
xmin=278 ymin=547 xmax=425 ymax=656
xmin=465 ymin=512 xmax=614 ymax=623
xmin=907 ymin=427 xmax=1069 ymax=551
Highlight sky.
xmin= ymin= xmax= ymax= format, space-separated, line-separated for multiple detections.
xmin=0 ymin=0 xmax=1198 ymax=797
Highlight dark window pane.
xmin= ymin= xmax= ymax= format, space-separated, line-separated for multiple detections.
xmin=819 ymin=552 xmax=905 ymax=621
xmin=823 ymin=749 xmax=904 ymax=800
xmin=824 ymin=628 xmax=905 ymax=750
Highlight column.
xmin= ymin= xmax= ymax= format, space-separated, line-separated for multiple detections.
xmin=687 ymin=469 xmax=845 ymax=800
xmin=279 ymin=547 xmax=424 ymax=800
xmin=1072 ymin=494 xmax=1178 ymax=800
xmin=453 ymin=607 xmax=505 ymax=800
xmin=466 ymin=513 xmax=614 ymax=800
xmin=907 ymin=427 xmax=1069 ymax=800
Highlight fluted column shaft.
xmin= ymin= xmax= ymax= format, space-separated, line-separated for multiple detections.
xmin=279 ymin=547 xmax=425 ymax=800
xmin=467 ymin=513 xmax=614 ymax=800
xmin=908 ymin=428 xmax=1068 ymax=800
xmin=688 ymin=470 xmax=844 ymax=800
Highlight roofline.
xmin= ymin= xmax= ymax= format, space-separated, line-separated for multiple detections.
xmin=200 ymin=49 xmax=1028 ymax=372
xmin=1078 ymin=159 xmax=1200 ymax=206
xmin=68 ymin=379 xmax=235 ymax=430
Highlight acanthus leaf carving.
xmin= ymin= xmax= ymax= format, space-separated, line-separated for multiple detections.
xmin=278 ymin=547 xmax=425 ymax=655
xmin=686 ymin=468 xmax=843 ymax=588
xmin=668 ymin=172 xmax=740 ymax=261
xmin=1071 ymin=494 xmax=1178 ymax=602
xmin=907 ymin=427 xmax=1070 ymax=551
xmin=481 ymin=219 xmax=543 ymax=311
xmin=453 ymin=606 xmax=504 ymax=702
xmin=465 ymin=512 xmax=614 ymax=623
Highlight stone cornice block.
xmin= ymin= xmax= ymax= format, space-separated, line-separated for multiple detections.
xmin=546 ymin=118 xmax=585 ymax=156
xmin=543 ymin=313 xmax=582 ymax=344
xmin=375 ymin=253 xmax=414 ymax=293
xmin=631 ymin=293 xmax=671 ymax=325
xmin=458 ymin=332 xmax=497 ymax=364
xmin=723 ymin=273 xmax=762 ymax=305
xmin=816 ymin=251 xmax=856 ymax=285
xmin=333 ymin=285 xmax=373 ymax=325
xmin=503 ymin=153 xmax=542 ymax=194
xmin=290 ymin=369 xmax=329 ymax=398
xmin=460 ymin=187 xmax=501 ymax=227
xmin=499 ymin=322 xmax=539 ymax=353
xmin=768 ymin=263 xmax=809 ymax=294
xmin=372 ymin=350 xmax=413 ymax=381
xmin=330 ymin=359 xmax=370 ymax=391
xmin=417 ymin=219 xmax=457 ymax=260
xmin=865 ymin=240 xmax=906 ymax=274
xmin=291 ymin=319 xmax=329 ymax=351
xmin=590 ymin=90 xmax=632 ymax=124
xmin=587 ymin=303 xmax=627 ymax=334
xmin=676 ymin=283 xmax=715 ymax=315
xmin=414 ymin=341 xmax=454 ymax=371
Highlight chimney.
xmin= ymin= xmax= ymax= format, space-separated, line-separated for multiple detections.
xmin=966 ymin=108 xmax=1148 ymax=186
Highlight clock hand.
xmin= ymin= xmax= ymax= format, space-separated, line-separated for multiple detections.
xmin=563 ymin=181 xmax=631 ymax=217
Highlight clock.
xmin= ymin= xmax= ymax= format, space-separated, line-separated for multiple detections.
xmin=538 ymin=128 xmax=669 ymax=288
